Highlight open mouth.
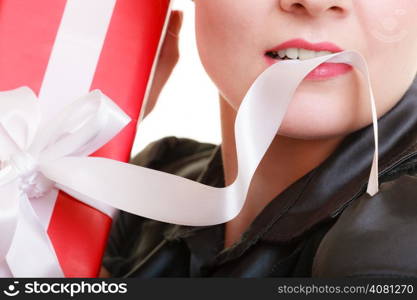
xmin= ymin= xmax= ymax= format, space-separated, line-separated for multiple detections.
xmin=264 ymin=39 xmax=352 ymax=80
xmin=265 ymin=48 xmax=334 ymax=60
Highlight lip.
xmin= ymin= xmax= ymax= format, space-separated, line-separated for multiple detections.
xmin=264 ymin=38 xmax=352 ymax=81
xmin=266 ymin=38 xmax=344 ymax=53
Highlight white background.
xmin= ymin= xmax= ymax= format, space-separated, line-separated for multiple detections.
xmin=131 ymin=0 xmax=221 ymax=156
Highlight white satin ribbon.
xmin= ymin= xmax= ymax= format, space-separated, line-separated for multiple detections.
xmin=0 ymin=51 xmax=378 ymax=277
xmin=72 ymin=52 xmax=377 ymax=226
xmin=39 ymin=0 xmax=117 ymax=118
xmin=0 ymin=87 xmax=130 ymax=277
xmin=38 ymin=51 xmax=381 ymax=227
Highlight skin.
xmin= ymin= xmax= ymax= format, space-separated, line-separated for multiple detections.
xmin=102 ymin=1 xmax=417 ymax=275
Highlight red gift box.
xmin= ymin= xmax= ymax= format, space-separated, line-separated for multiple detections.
xmin=0 ymin=0 xmax=171 ymax=277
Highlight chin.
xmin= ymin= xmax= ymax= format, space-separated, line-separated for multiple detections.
xmin=277 ymin=117 xmax=362 ymax=141
xmin=276 ymin=89 xmax=367 ymax=140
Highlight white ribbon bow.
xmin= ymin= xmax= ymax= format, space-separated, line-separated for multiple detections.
xmin=0 ymin=87 xmax=130 ymax=277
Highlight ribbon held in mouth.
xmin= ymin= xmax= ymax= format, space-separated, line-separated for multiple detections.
xmin=41 ymin=50 xmax=379 ymax=226
xmin=0 ymin=50 xmax=378 ymax=277
xmin=49 ymin=51 xmax=378 ymax=226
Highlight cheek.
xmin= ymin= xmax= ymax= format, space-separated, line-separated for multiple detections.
xmin=195 ymin=1 xmax=268 ymax=109
xmin=358 ymin=0 xmax=417 ymax=72
xmin=358 ymin=0 xmax=417 ymax=122
xmin=358 ymin=0 xmax=417 ymax=46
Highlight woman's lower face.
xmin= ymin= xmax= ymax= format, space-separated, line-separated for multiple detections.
xmin=194 ymin=0 xmax=417 ymax=139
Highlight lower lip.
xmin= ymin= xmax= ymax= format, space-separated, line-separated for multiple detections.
xmin=305 ymin=62 xmax=352 ymax=80
xmin=265 ymin=57 xmax=352 ymax=80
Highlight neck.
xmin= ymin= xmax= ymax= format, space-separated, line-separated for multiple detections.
xmin=219 ymin=94 xmax=345 ymax=249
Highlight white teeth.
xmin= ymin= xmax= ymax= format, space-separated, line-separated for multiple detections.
xmin=298 ymin=49 xmax=316 ymax=60
xmin=271 ymin=48 xmax=334 ymax=60
xmin=317 ymin=51 xmax=332 ymax=57
xmin=286 ymin=48 xmax=299 ymax=59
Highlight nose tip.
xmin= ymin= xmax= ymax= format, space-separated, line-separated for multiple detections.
xmin=279 ymin=0 xmax=347 ymax=17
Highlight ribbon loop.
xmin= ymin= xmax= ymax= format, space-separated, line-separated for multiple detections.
xmin=0 ymin=88 xmax=41 ymax=153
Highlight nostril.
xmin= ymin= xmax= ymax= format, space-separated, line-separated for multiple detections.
xmin=280 ymin=0 xmax=347 ymax=16
xmin=329 ymin=6 xmax=344 ymax=13
xmin=293 ymin=3 xmax=304 ymax=10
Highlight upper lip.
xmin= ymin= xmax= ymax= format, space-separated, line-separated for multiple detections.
xmin=266 ymin=38 xmax=344 ymax=53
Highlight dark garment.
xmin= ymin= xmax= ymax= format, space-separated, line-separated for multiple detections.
xmin=103 ymin=77 xmax=417 ymax=278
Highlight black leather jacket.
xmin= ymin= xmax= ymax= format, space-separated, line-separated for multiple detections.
xmin=103 ymin=77 xmax=417 ymax=278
